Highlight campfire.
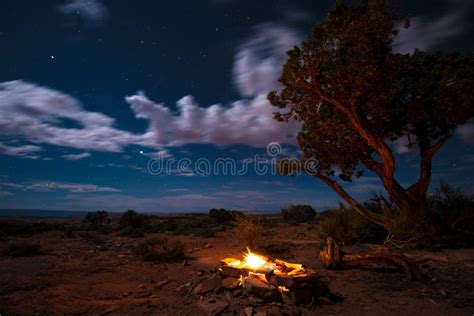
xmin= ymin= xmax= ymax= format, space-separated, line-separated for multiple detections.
xmin=219 ymin=248 xmax=330 ymax=305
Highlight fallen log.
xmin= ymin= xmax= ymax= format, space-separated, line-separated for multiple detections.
xmin=319 ymin=237 xmax=423 ymax=281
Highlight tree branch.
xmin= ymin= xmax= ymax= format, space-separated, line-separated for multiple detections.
xmin=314 ymin=172 xmax=388 ymax=228
xmin=408 ymin=133 xmax=453 ymax=196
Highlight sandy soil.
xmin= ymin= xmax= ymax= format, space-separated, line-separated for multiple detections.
xmin=0 ymin=221 xmax=473 ymax=315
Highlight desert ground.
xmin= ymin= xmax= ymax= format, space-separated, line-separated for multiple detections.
xmin=0 ymin=216 xmax=473 ymax=316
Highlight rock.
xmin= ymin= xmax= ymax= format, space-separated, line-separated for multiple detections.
xmin=318 ymin=296 xmax=334 ymax=305
xmin=183 ymin=260 xmax=190 ymax=266
xmin=134 ymin=291 xmax=152 ymax=298
xmin=232 ymin=289 xmax=243 ymax=297
xmin=193 ymin=277 xmax=222 ymax=294
xmin=102 ymin=305 xmax=121 ymax=314
xmin=138 ymin=284 xmax=146 ymax=289
xmin=194 ymin=257 xmax=221 ymax=272
xmin=243 ymin=275 xmax=280 ymax=301
xmin=192 ymin=283 xmax=203 ymax=294
xmin=154 ymin=280 xmax=169 ymax=289
xmin=254 ymin=312 xmax=267 ymax=316
xmin=205 ymin=242 xmax=212 ymax=248
xmin=222 ymin=277 xmax=240 ymax=289
xmin=197 ymin=299 xmax=229 ymax=316
xmin=244 ymin=306 xmax=254 ymax=316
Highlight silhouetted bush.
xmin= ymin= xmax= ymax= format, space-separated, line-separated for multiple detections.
xmin=232 ymin=216 xmax=264 ymax=247
xmin=119 ymin=210 xmax=150 ymax=237
xmin=430 ymin=182 xmax=474 ymax=233
xmin=316 ymin=207 xmax=372 ymax=244
xmin=281 ymin=204 xmax=316 ymax=223
xmin=134 ymin=237 xmax=185 ymax=262
xmin=2 ymin=242 xmax=45 ymax=257
xmin=151 ymin=217 xmax=222 ymax=237
xmin=83 ymin=210 xmax=109 ymax=229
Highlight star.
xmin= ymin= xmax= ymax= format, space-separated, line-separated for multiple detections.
xmin=139 ymin=150 xmax=144 ymax=154
xmin=51 ymin=55 xmax=55 ymax=59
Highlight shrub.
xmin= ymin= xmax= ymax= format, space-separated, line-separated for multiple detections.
xmin=429 ymin=182 xmax=474 ymax=233
xmin=134 ymin=237 xmax=185 ymax=262
xmin=232 ymin=216 xmax=265 ymax=247
xmin=2 ymin=242 xmax=45 ymax=257
xmin=119 ymin=210 xmax=150 ymax=237
xmin=83 ymin=210 xmax=109 ymax=229
xmin=209 ymin=208 xmax=232 ymax=223
xmin=316 ymin=207 xmax=372 ymax=244
xmin=208 ymin=208 xmax=245 ymax=224
xmin=281 ymin=204 xmax=316 ymax=223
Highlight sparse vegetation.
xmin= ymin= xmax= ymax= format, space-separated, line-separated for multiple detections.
xmin=316 ymin=207 xmax=372 ymax=244
xmin=232 ymin=216 xmax=265 ymax=247
xmin=208 ymin=208 xmax=245 ymax=224
xmin=119 ymin=209 xmax=150 ymax=237
xmin=430 ymin=182 xmax=474 ymax=234
xmin=2 ymin=242 xmax=45 ymax=257
xmin=281 ymin=204 xmax=316 ymax=223
xmin=83 ymin=210 xmax=109 ymax=230
xmin=134 ymin=237 xmax=185 ymax=262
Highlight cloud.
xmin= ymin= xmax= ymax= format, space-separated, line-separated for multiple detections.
xmin=457 ymin=122 xmax=474 ymax=144
xmin=0 ymin=181 xmax=120 ymax=193
xmin=126 ymin=92 xmax=299 ymax=148
xmin=57 ymin=0 xmax=108 ymax=26
xmin=0 ymin=80 xmax=146 ymax=153
xmin=61 ymin=152 xmax=91 ymax=160
xmin=394 ymin=1 xmax=471 ymax=54
xmin=232 ymin=23 xmax=301 ymax=97
xmin=0 ymin=143 xmax=42 ymax=159
xmin=0 ymin=191 xmax=13 ymax=197
xmin=0 ymin=24 xmax=303 ymax=155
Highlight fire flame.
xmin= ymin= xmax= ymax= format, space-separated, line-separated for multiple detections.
xmin=222 ymin=248 xmax=306 ymax=276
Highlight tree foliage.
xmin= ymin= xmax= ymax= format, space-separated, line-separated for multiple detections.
xmin=268 ymin=0 xmax=474 ymax=236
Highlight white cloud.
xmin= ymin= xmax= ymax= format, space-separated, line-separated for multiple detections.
xmin=57 ymin=0 xmax=108 ymax=26
xmin=394 ymin=2 xmax=471 ymax=54
xmin=61 ymin=152 xmax=91 ymax=160
xmin=126 ymin=92 xmax=299 ymax=148
xmin=232 ymin=23 xmax=301 ymax=97
xmin=0 ymin=80 xmax=147 ymax=153
xmin=0 ymin=181 xmax=120 ymax=193
xmin=0 ymin=143 xmax=42 ymax=159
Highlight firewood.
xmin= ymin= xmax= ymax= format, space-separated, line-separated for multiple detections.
xmin=319 ymin=237 xmax=423 ymax=281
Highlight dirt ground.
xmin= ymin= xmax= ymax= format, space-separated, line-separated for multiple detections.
xmin=0 ymin=220 xmax=473 ymax=315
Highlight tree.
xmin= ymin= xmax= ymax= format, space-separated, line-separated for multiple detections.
xmin=83 ymin=210 xmax=109 ymax=229
xmin=268 ymin=0 xmax=474 ymax=239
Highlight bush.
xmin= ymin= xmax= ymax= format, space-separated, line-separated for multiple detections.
xmin=316 ymin=207 xmax=372 ymax=244
xmin=232 ymin=216 xmax=265 ymax=247
xmin=119 ymin=210 xmax=150 ymax=237
xmin=209 ymin=208 xmax=245 ymax=224
xmin=430 ymin=182 xmax=474 ymax=233
xmin=2 ymin=242 xmax=45 ymax=257
xmin=281 ymin=204 xmax=316 ymax=223
xmin=134 ymin=237 xmax=185 ymax=262
xmin=83 ymin=210 xmax=109 ymax=229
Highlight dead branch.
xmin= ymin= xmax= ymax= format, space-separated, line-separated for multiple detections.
xmin=320 ymin=238 xmax=423 ymax=281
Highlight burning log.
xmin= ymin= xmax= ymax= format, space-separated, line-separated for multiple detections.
xmin=319 ymin=237 xmax=423 ymax=281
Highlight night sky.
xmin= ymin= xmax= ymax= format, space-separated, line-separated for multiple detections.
xmin=0 ymin=0 xmax=473 ymax=213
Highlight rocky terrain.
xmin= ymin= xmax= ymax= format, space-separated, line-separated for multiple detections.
xmin=0 ymin=218 xmax=473 ymax=315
